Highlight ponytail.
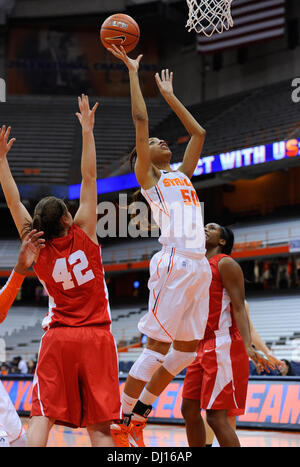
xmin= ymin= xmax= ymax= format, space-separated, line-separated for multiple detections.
xmin=22 ymin=196 xmax=68 ymax=240
xmin=220 ymin=226 xmax=234 ymax=255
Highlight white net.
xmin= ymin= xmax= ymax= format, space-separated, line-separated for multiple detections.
xmin=186 ymin=0 xmax=234 ymax=37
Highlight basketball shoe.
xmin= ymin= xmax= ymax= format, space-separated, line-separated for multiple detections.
xmin=129 ymin=418 xmax=148 ymax=447
xmin=110 ymin=420 xmax=133 ymax=448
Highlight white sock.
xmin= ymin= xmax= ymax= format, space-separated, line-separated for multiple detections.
xmin=131 ymin=413 xmax=147 ymax=422
xmin=121 ymin=392 xmax=138 ymax=416
xmin=139 ymin=387 xmax=157 ymax=406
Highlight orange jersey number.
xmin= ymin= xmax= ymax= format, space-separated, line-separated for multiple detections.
xmin=180 ymin=189 xmax=200 ymax=207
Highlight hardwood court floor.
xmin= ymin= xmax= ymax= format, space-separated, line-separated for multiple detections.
xmin=21 ymin=418 xmax=300 ymax=447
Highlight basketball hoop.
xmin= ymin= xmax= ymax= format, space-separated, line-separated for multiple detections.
xmin=186 ymin=0 xmax=234 ymax=37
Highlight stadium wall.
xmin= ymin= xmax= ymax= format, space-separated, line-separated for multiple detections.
xmin=3 ymin=1 xmax=300 ymax=104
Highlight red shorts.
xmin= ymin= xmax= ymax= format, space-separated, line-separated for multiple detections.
xmin=31 ymin=325 xmax=121 ymax=428
xmin=182 ymin=329 xmax=249 ymax=416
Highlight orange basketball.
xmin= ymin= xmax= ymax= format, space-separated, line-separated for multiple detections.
xmin=100 ymin=13 xmax=140 ymax=53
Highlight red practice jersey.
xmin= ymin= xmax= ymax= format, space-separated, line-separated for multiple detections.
xmin=34 ymin=224 xmax=111 ymax=330
xmin=203 ymin=253 xmax=239 ymax=340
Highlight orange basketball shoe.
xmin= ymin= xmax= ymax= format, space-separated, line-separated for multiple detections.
xmin=110 ymin=422 xmax=133 ymax=447
xmin=129 ymin=419 xmax=147 ymax=447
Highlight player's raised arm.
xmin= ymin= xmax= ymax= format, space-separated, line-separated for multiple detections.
xmin=0 ymin=125 xmax=32 ymax=238
xmin=155 ymin=70 xmax=206 ymax=179
xmin=73 ymin=94 xmax=99 ymax=243
xmin=108 ymin=45 xmax=158 ymax=190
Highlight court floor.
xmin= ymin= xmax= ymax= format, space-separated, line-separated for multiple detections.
xmin=21 ymin=418 xmax=300 ymax=447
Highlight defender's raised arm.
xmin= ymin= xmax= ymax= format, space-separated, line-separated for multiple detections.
xmin=73 ymin=94 xmax=99 ymax=243
xmin=0 ymin=125 xmax=32 ymax=238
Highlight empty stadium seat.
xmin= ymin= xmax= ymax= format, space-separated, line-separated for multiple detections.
xmin=0 ymin=95 xmax=171 ymax=184
xmin=149 ymin=79 xmax=300 ymax=166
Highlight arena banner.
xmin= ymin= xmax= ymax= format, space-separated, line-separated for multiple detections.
xmin=68 ymin=138 xmax=300 ymax=198
xmin=1 ymin=375 xmax=299 ymax=431
xmin=7 ymin=25 xmax=158 ymax=97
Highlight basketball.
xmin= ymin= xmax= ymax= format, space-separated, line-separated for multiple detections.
xmin=100 ymin=13 xmax=140 ymax=53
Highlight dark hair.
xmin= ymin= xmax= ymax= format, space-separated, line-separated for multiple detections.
xmin=220 ymin=226 xmax=235 ymax=255
xmin=22 ymin=196 xmax=69 ymax=240
xmin=128 ymin=145 xmax=154 ymax=232
xmin=129 ymin=146 xmax=137 ymax=172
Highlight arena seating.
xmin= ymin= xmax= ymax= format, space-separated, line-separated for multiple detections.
xmin=1 ymin=215 xmax=300 ymax=269
xmin=94 ymin=97 xmax=171 ymax=177
xmin=0 ymin=307 xmax=44 ymax=360
xmin=0 ymin=95 xmax=77 ymax=185
xmin=151 ymin=79 xmax=300 ymax=164
xmin=231 ymin=216 xmax=300 ymax=248
xmin=0 ymin=305 xmax=147 ymax=362
xmin=0 ymin=95 xmax=171 ymax=184
xmin=0 ymin=306 xmax=44 ymax=338
xmin=1 ymin=79 xmax=299 ymax=185
xmin=247 ymin=295 xmax=300 ymax=354
xmin=100 ymin=216 xmax=300 ymax=265
xmin=1 ymin=295 xmax=300 ymax=371
xmin=0 ymin=239 xmax=20 ymax=269
xmin=111 ymin=306 xmax=147 ymax=346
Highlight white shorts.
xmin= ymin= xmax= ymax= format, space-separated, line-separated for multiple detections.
xmin=138 ymin=247 xmax=212 ymax=343
xmin=0 ymin=380 xmax=25 ymax=444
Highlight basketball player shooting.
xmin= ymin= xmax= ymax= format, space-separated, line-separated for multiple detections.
xmin=107 ymin=44 xmax=212 ymax=447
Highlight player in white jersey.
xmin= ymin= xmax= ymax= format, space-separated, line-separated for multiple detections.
xmin=108 ymin=45 xmax=211 ymax=447
xmin=0 ymin=229 xmax=45 ymax=447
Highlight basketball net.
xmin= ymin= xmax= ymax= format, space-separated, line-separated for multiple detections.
xmin=186 ymin=0 xmax=234 ymax=37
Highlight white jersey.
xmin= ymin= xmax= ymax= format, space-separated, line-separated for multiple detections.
xmin=141 ymin=170 xmax=206 ymax=255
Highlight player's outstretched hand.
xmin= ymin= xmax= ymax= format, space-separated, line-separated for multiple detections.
xmin=107 ymin=44 xmax=143 ymax=73
xmin=155 ymin=69 xmax=174 ymax=98
xmin=247 ymin=346 xmax=275 ymax=374
xmin=76 ymin=94 xmax=99 ymax=133
xmin=15 ymin=230 xmax=45 ymax=275
xmin=266 ymin=353 xmax=284 ymax=371
xmin=0 ymin=125 xmax=16 ymax=160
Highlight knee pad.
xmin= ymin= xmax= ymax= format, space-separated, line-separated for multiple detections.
xmin=163 ymin=349 xmax=196 ymax=377
xmin=129 ymin=348 xmax=166 ymax=382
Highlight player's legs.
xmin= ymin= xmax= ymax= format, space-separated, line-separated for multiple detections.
xmin=114 ymin=252 xmax=207 ymax=446
xmin=87 ymin=422 xmax=115 ymax=447
xmin=123 ymin=337 xmax=171 ymax=400
xmin=126 ymin=340 xmax=197 ymax=447
xmin=26 ymin=415 xmax=55 ymax=447
xmin=228 ymin=415 xmax=237 ymax=430
xmin=112 ymin=336 xmax=170 ymax=447
xmin=206 ymin=409 xmax=240 ymax=447
xmin=113 ymin=339 xmax=196 ymax=447
xmin=203 ymin=411 xmax=215 ymax=446
xmin=181 ymin=398 xmax=206 ymax=447
xmin=204 ymin=413 xmax=237 ymax=446
xmin=143 ymin=339 xmax=198 ymax=398
xmin=0 ymin=380 xmax=27 ymax=447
